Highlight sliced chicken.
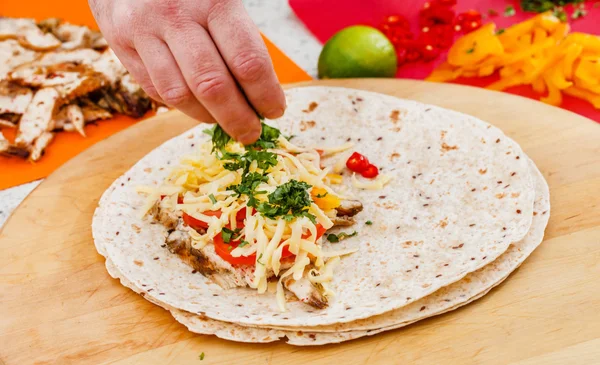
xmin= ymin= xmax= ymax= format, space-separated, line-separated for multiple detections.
xmin=15 ymin=88 xmax=59 ymax=148
xmin=0 ymin=131 xmax=28 ymax=157
xmin=29 ymin=131 xmax=54 ymax=161
xmin=0 ymin=81 xmax=33 ymax=115
xmin=35 ymin=48 xmax=102 ymax=66
xmin=92 ymin=49 xmax=127 ymax=85
xmin=282 ymin=275 xmax=328 ymax=309
xmin=0 ymin=39 xmax=38 ymax=79
xmin=0 ymin=18 xmax=61 ymax=51
xmin=66 ymin=104 xmax=85 ymax=136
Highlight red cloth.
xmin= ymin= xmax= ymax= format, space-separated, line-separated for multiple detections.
xmin=289 ymin=0 xmax=600 ymax=122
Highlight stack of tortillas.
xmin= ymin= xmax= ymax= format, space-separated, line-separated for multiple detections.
xmin=92 ymin=87 xmax=550 ymax=345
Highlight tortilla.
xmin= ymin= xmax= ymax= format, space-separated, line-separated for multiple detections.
xmin=92 ymin=86 xmax=536 ymax=327
xmin=100 ymin=159 xmax=548 ymax=345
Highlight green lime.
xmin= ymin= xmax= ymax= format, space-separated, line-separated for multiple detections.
xmin=318 ymin=25 xmax=397 ymax=79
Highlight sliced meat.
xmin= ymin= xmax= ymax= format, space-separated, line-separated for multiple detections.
xmin=282 ymin=275 xmax=328 ymax=309
xmin=335 ymin=199 xmax=363 ymax=217
xmin=29 ymin=131 xmax=53 ymax=161
xmin=81 ymin=102 xmax=112 ymax=122
xmin=0 ymin=18 xmax=61 ymax=51
xmin=66 ymin=104 xmax=85 ymax=136
xmin=92 ymin=49 xmax=127 ymax=85
xmin=0 ymin=131 xmax=28 ymax=158
xmin=331 ymin=215 xmax=356 ymax=227
xmin=15 ymin=87 xmax=59 ymax=148
xmin=0 ymin=39 xmax=39 ymax=79
xmin=0 ymin=81 xmax=33 ymax=115
xmin=149 ymin=201 xmax=180 ymax=230
xmin=0 ymin=117 xmax=18 ymax=128
xmin=53 ymin=23 xmax=93 ymax=50
xmin=36 ymin=48 xmax=102 ymax=66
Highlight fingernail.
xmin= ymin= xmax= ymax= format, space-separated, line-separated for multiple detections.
xmin=239 ymin=128 xmax=261 ymax=145
xmin=264 ymin=107 xmax=285 ymax=119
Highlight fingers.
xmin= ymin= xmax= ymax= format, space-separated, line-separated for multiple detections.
xmin=111 ymin=46 xmax=162 ymax=103
xmin=206 ymin=0 xmax=286 ymax=119
xmin=164 ymin=22 xmax=261 ymax=144
xmin=133 ymin=35 xmax=215 ymax=123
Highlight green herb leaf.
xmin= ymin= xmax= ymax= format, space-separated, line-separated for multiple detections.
xmin=221 ymin=227 xmax=242 ymax=244
xmin=572 ymin=6 xmax=587 ymax=19
xmin=207 ymin=124 xmax=232 ymax=154
xmin=327 ymin=231 xmax=357 ymax=243
xmin=315 ymin=192 xmax=328 ymax=198
xmin=365 ymin=220 xmax=373 ymax=225
xmin=504 ymin=5 xmax=516 ymax=16
xmin=488 ymin=9 xmax=499 ymax=16
xmin=239 ymin=240 xmax=250 ymax=248
xmin=254 ymin=180 xmax=316 ymax=223
xmin=552 ymin=7 xmax=567 ymax=22
xmin=250 ymin=122 xmax=281 ymax=150
xmin=208 ymin=194 xmax=217 ymax=204
xmin=257 ymin=253 xmax=264 ymax=265
xmin=286 ymin=134 xmax=295 ymax=141
xmin=465 ymin=47 xmax=475 ymax=54
xmin=496 ymin=28 xmax=506 ymax=35
xmin=199 ymin=352 xmax=205 ymax=361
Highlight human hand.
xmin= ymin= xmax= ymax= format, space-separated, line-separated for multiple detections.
xmin=88 ymin=0 xmax=286 ymax=144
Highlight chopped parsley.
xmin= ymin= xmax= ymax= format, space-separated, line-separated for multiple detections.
xmin=488 ymin=9 xmax=499 ymax=16
xmin=504 ymin=5 xmax=516 ymax=16
xmin=221 ymin=227 xmax=242 ymax=243
xmin=365 ymin=220 xmax=373 ymax=225
xmin=496 ymin=28 xmax=506 ymax=35
xmin=228 ymin=172 xmax=269 ymax=207
xmin=238 ymin=240 xmax=250 ymax=248
xmin=257 ymin=253 xmax=265 ymax=265
xmin=208 ymin=193 xmax=217 ymax=204
xmin=327 ymin=231 xmax=357 ymax=243
xmin=255 ymin=180 xmax=316 ymax=223
xmin=204 ymin=124 xmax=231 ymax=155
xmin=553 ymin=7 xmax=567 ymax=22
xmin=199 ymin=352 xmax=205 ymax=360
xmin=521 ymin=0 xmax=585 ymax=13
xmin=572 ymin=5 xmax=587 ymax=19
xmin=315 ymin=192 xmax=328 ymax=198
xmin=250 ymin=122 xmax=281 ymax=150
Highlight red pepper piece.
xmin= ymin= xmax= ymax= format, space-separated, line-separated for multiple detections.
xmin=346 ymin=152 xmax=370 ymax=173
xmin=361 ymin=164 xmax=379 ymax=179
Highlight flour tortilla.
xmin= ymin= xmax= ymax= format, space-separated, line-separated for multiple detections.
xmin=166 ymin=159 xmax=549 ymax=344
xmin=92 ymin=86 xmax=536 ymax=327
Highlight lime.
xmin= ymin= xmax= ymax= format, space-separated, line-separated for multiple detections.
xmin=318 ymin=25 xmax=397 ymax=79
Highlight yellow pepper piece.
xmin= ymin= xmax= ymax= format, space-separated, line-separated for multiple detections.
xmin=486 ymin=73 xmax=525 ymax=91
xmin=564 ymin=33 xmax=600 ymax=52
xmin=448 ymin=23 xmax=504 ymax=67
xmin=425 ymin=62 xmax=462 ymax=82
xmin=518 ymin=33 xmax=533 ymax=47
xmin=574 ymin=58 xmax=600 ymax=83
xmin=540 ymin=74 xmax=562 ymax=106
xmin=563 ymin=43 xmax=584 ymax=80
xmin=548 ymin=66 xmax=573 ymax=90
xmin=532 ymin=76 xmax=547 ymax=94
xmin=311 ymin=187 xmax=341 ymax=210
xmin=549 ymin=22 xmax=570 ymax=41
xmin=326 ymin=174 xmax=343 ymax=184
xmin=478 ymin=64 xmax=496 ymax=77
xmin=505 ymin=38 xmax=556 ymax=65
xmin=533 ymin=27 xmax=547 ymax=44
xmin=537 ymin=12 xmax=561 ymax=32
xmin=574 ymin=76 xmax=600 ymax=94
xmin=563 ymin=86 xmax=600 ymax=109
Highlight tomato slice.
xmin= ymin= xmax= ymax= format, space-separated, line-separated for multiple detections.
xmin=361 ymin=164 xmax=380 ymax=178
xmin=183 ymin=210 xmax=222 ymax=230
xmin=213 ymin=232 xmax=256 ymax=266
xmin=213 ymin=223 xmax=327 ymax=266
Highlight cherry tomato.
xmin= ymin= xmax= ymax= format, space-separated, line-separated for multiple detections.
xmin=456 ymin=10 xmax=482 ymax=33
xmin=434 ymin=0 xmax=457 ymax=6
xmin=421 ymin=24 xmax=454 ymax=49
xmin=383 ymin=14 xmax=410 ymax=31
xmin=235 ymin=207 xmax=256 ymax=223
xmin=361 ymin=164 xmax=379 ymax=178
xmin=420 ymin=44 xmax=441 ymax=61
xmin=346 ymin=152 xmax=370 ymax=173
xmin=419 ymin=6 xmax=455 ymax=27
xmin=183 ymin=210 xmax=222 ymax=230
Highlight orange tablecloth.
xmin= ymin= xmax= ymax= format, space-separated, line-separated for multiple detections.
xmin=0 ymin=1 xmax=312 ymax=189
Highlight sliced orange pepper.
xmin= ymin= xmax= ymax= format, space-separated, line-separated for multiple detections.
xmin=564 ymin=33 xmax=600 ymax=52
xmin=532 ymin=76 xmax=547 ymax=94
xmin=311 ymin=187 xmax=340 ymax=210
xmin=533 ymin=27 xmax=548 ymax=44
xmin=540 ymin=73 xmax=562 ymax=106
xmin=548 ymin=67 xmax=573 ymax=90
xmin=486 ymin=73 xmax=525 ymax=91
xmin=447 ymin=23 xmax=504 ymax=67
xmin=478 ymin=64 xmax=496 ymax=77
xmin=574 ymin=76 xmax=600 ymax=94
xmin=549 ymin=22 xmax=570 ymax=41
xmin=563 ymin=86 xmax=600 ymax=109
xmin=425 ymin=62 xmax=463 ymax=82
xmin=563 ymin=43 xmax=584 ymax=80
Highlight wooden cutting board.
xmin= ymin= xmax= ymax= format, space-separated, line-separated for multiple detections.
xmin=1 ymin=79 xmax=599 ymax=365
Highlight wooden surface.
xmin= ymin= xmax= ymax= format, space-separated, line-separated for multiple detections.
xmin=1 ymin=79 xmax=599 ymax=365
